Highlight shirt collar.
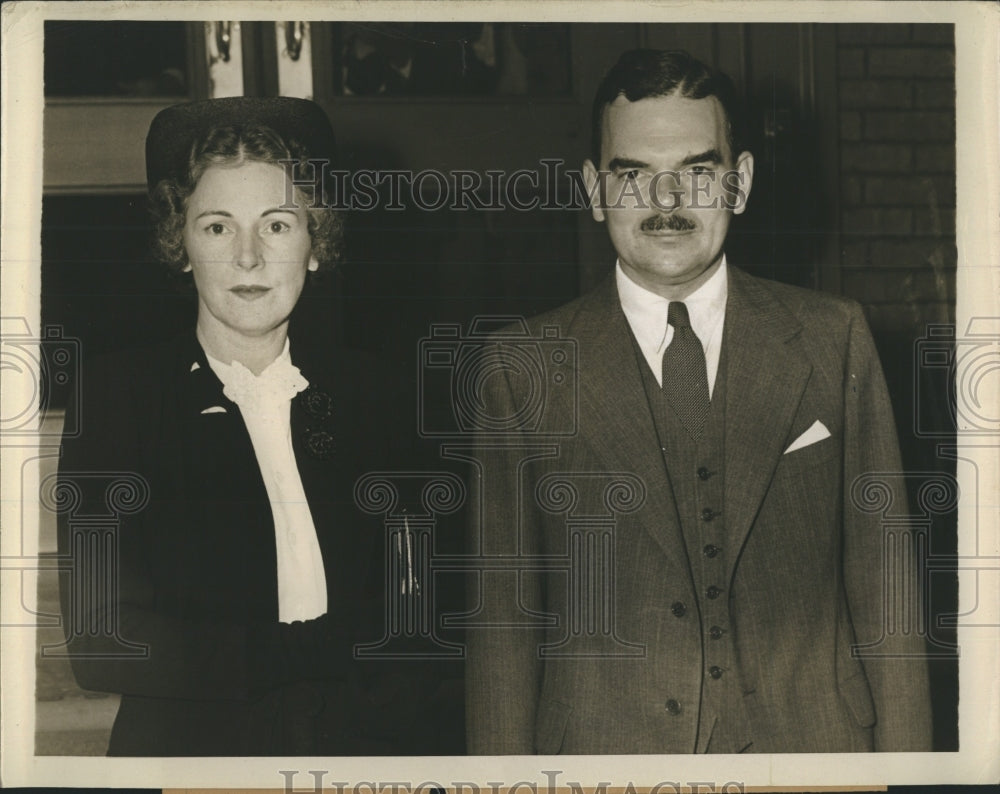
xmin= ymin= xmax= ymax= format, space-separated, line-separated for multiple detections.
xmin=616 ymin=256 xmax=728 ymax=354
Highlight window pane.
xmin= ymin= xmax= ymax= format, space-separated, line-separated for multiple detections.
xmin=334 ymin=22 xmax=571 ymax=96
xmin=44 ymin=21 xmax=190 ymax=98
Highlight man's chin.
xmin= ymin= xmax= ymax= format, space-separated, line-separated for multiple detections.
xmin=623 ymin=256 xmax=722 ymax=291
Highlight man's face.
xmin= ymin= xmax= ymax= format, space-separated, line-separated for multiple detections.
xmin=584 ymin=92 xmax=754 ymax=299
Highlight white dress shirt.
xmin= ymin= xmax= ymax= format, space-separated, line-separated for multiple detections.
xmin=616 ymin=257 xmax=728 ymax=396
xmin=205 ymin=339 xmax=328 ymax=623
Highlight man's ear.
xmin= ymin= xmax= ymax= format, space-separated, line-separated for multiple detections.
xmin=731 ymin=151 xmax=754 ymax=216
xmin=582 ymin=159 xmax=606 ymax=223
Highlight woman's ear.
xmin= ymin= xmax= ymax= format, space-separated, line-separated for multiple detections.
xmin=307 ymin=254 xmax=319 ymax=272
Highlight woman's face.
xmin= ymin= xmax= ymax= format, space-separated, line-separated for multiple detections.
xmin=182 ymin=160 xmax=318 ymax=345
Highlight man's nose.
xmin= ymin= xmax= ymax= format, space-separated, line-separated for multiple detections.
xmin=233 ymin=229 xmax=262 ymax=270
xmin=651 ymin=171 xmax=685 ymax=213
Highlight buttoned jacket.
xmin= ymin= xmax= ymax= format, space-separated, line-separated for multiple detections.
xmin=57 ymin=329 xmax=440 ymax=755
xmin=465 ymin=266 xmax=933 ymax=754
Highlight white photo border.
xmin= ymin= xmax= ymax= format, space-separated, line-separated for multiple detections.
xmin=2 ymin=0 xmax=997 ymax=788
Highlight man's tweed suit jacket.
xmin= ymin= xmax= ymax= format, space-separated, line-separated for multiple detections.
xmin=465 ymin=266 xmax=932 ymax=754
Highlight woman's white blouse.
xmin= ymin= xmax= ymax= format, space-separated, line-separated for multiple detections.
xmin=205 ymin=340 xmax=327 ymax=623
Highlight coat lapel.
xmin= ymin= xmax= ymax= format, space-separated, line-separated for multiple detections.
xmin=723 ymin=268 xmax=813 ymax=578
xmin=175 ymin=334 xmax=264 ymax=490
xmin=171 ymin=334 xmax=280 ymax=616
xmin=571 ymin=275 xmax=689 ymax=570
xmin=169 ymin=332 xmax=382 ymax=615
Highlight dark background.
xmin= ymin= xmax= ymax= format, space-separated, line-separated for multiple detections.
xmin=38 ymin=21 xmax=958 ymax=755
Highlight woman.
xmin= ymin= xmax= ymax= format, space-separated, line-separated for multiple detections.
xmin=56 ymin=97 xmax=430 ymax=756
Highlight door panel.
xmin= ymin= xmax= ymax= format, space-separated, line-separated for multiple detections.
xmin=306 ymin=22 xmax=835 ymax=333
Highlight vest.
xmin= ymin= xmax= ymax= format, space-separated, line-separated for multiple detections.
xmin=631 ymin=331 xmax=754 ymax=753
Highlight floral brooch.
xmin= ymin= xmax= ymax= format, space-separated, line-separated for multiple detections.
xmin=296 ymin=385 xmax=335 ymax=460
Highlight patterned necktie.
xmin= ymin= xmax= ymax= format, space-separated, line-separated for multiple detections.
xmin=662 ymin=301 xmax=710 ymax=438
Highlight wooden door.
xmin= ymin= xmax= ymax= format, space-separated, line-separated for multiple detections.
xmin=301 ymin=23 xmax=839 ymax=358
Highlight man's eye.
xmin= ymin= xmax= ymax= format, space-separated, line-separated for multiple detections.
xmin=689 ymin=165 xmax=712 ymax=175
xmin=622 ymin=169 xmax=640 ymax=181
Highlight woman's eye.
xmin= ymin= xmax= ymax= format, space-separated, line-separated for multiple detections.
xmin=207 ymin=223 xmax=227 ymax=235
xmin=267 ymin=220 xmax=290 ymax=233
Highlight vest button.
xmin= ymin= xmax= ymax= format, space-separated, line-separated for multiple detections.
xmin=665 ymin=698 xmax=682 ymax=715
xmin=703 ymin=543 xmax=721 ymax=558
xmin=697 ymin=466 xmax=712 ymax=480
xmin=709 ymin=625 xmax=725 ymax=640
xmin=701 ymin=508 xmax=717 ymax=521
xmin=709 ymin=666 xmax=724 ymax=680
xmin=706 ymin=585 xmax=722 ymax=600
xmin=670 ymin=601 xmax=687 ymax=618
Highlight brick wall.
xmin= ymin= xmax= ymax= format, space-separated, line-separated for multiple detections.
xmin=836 ymin=23 xmax=956 ymax=335
xmin=836 ymin=26 xmax=958 ymax=753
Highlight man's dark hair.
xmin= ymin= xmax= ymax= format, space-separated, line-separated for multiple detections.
xmin=591 ymin=49 xmax=747 ymax=165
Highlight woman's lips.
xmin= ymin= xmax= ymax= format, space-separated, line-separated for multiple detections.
xmin=230 ymin=285 xmax=271 ymax=300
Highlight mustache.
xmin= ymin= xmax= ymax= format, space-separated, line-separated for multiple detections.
xmin=640 ymin=213 xmax=697 ymax=232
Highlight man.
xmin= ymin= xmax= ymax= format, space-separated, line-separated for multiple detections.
xmin=465 ymin=49 xmax=932 ymax=754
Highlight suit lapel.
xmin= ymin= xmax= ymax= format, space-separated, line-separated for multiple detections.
xmin=723 ymin=268 xmax=813 ymax=577
xmin=572 ymin=276 xmax=689 ymax=570
xmin=175 ymin=334 xmax=265 ymax=492
xmin=172 ymin=334 xmax=279 ymax=616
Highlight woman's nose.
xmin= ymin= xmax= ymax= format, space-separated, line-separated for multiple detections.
xmin=234 ymin=230 xmax=262 ymax=270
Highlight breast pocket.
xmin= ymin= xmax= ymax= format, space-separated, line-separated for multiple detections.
xmin=773 ymin=433 xmax=841 ymax=482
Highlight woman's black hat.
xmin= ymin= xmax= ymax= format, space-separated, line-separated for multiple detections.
xmin=145 ymin=96 xmax=337 ymax=191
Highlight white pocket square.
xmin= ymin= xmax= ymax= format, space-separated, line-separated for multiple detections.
xmin=201 ymin=406 xmax=227 ymax=414
xmin=784 ymin=420 xmax=831 ymax=454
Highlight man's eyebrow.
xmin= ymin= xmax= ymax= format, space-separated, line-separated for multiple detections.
xmin=679 ymin=148 xmax=724 ymax=166
xmin=607 ymin=157 xmax=649 ymax=172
